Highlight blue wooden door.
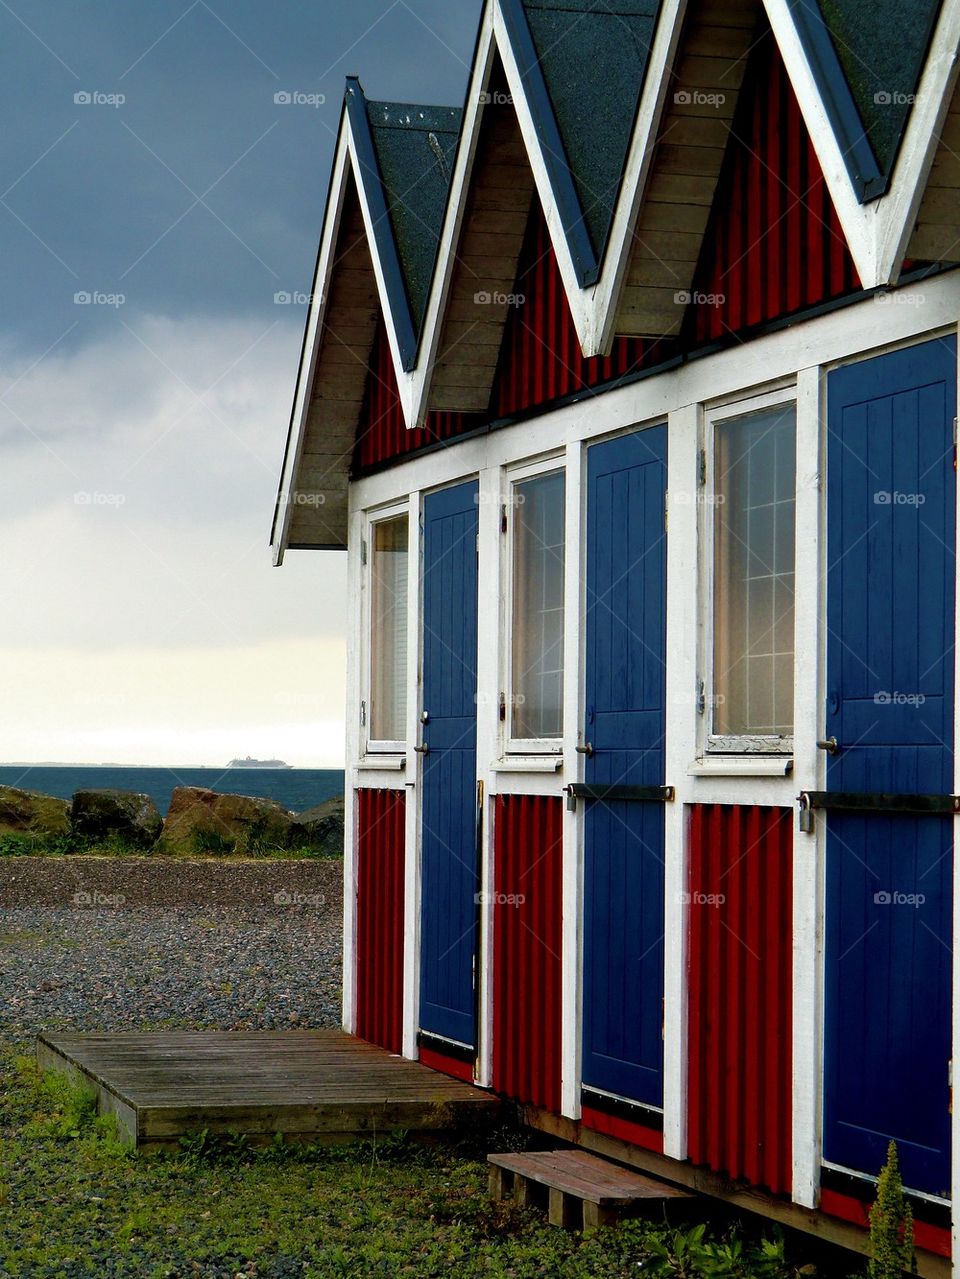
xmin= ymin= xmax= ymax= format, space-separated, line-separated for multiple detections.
xmin=419 ymin=481 xmax=480 ymax=1050
xmin=582 ymin=426 xmax=668 ymax=1107
xmin=824 ymin=337 xmax=955 ymax=1197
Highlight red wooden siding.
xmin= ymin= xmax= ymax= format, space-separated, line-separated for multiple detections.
xmin=690 ymin=33 xmax=859 ymax=343
xmin=354 ymin=788 xmax=405 ymax=1054
xmin=492 ymin=794 xmax=563 ymax=1113
xmin=581 ymin=1105 xmax=664 ymax=1154
xmin=355 ymin=324 xmax=481 ymax=470
xmin=688 ymin=804 xmax=793 ymax=1195
xmin=419 ymin=1044 xmax=474 ymax=1084
xmin=493 ymin=210 xmax=673 ymax=419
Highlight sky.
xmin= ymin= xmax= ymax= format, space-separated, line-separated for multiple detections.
xmin=0 ymin=0 xmax=481 ymax=768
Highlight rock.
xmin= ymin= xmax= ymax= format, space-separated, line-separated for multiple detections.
xmin=71 ymin=789 xmax=163 ymax=848
xmin=154 ymin=787 xmax=295 ymax=857
xmin=0 ymin=786 xmax=70 ymax=838
xmin=288 ymin=796 xmax=344 ymax=856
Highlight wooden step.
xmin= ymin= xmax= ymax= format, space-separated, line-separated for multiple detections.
xmin=488 ymin=1149 xmax=693 ymax=1229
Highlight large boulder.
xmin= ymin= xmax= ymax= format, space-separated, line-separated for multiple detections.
xmin=155 ymin=787 xmax=295 ymax=856
xmin=70 ymin=789 xmax=163 ymax=849
xmin=0 ymin=786 xmax=70 ymax=838
xmin=288 ymin=796 xmax=344 ymax=856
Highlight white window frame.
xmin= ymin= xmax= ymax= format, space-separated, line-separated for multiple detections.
xmin=701 ymin=384 xmax=798 ymax=757
xmin=361 ymin=499 xmax=410 ymax=757
xmin=501 ymin=454 xmax=567 ymax=757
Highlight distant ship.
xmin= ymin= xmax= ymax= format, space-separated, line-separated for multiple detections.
xmin=227 ymin=756 xmax=293 ymax=769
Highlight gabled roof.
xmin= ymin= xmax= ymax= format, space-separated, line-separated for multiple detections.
xmin=273 ymin=0 xmax=960 ymax=562
xmin=788 ymin=0 xmax=941 ymax=199
xmin=506 ymin=0 xmax=663 ymax=273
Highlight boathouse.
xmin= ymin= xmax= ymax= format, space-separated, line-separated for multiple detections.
xmin=273 ymin=0 xmax=960 ymax=1269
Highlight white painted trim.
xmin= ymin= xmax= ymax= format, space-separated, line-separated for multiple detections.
xmin=476 ymin=464 xmax=502 ymax=1088
xmin=664 ymin=402 xmax=699 ymax=1160
xmin=791 ymin=363 xmax=824 ymax=1208
xmin=687 ymin=756 xmax=793 ymax=776
xmin=951 ymin=332 xmax=960 ymax=1259
xmin=561 ymin=436 xmax=584 ymax=1118
xmin=491 ymin=757 xmax=562 ymax=772
xmin=272 ymin=130 xmax=352 ymax=563
xmin=402 ymin=490 xmax=421 ymax=1060
xmin=342 ymin=500 xmax=364 ymax=1033
xmin=355 ymin=757 xmax=406 ymax=773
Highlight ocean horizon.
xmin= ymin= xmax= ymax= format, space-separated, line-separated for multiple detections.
xmin=0 ymin=765 xmax=345 ymax=818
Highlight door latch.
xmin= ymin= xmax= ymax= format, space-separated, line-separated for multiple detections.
xmin=816 ymin=736 xmax=839 ymax=755
xmin=575 ymin=742 xmax=594 ymax=757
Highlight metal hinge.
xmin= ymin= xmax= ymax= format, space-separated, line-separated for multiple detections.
xmin=664 ymin=491 xmax=668 ymax=530
xmin=698 ymin=447 xmax=707 ymax=487
xmin=359 ymin=700 xmax=366 ymax=727
xmin=696 ymin=679 xmax=705 ymax=715
xmin=500 ymin=503 xmax=508 ymax=534
xmin=360 ymin=539 xmax=368 ymax=567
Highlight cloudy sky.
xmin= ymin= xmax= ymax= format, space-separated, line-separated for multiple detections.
xmin=0 ymin=0 xmax=479 ymax=767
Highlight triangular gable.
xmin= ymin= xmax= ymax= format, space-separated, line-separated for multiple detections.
xmin=613 ymin=0 xmax=761 ymax=337
xmin=688 ymin=27 xmax=859 ymax=342
xmin=763 ymin=0 xmax=960 ymax=285
xmin=785 ymin=0 xmax=941 ymax=199
xmin=517 ymin=0 xmax=663 ymax=263
xmin=907 ymin=70 xmax=960 ymax=263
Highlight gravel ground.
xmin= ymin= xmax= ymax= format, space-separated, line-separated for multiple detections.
xmin=0 ymin=856 xmax=344 ymax=1048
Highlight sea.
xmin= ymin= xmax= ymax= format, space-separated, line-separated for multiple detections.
xmin=0 ymin=766 xmax=344 ymax=818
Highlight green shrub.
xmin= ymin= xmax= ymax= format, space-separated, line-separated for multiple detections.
xmin=868 ymin=1141 xmax=915 ymax=1278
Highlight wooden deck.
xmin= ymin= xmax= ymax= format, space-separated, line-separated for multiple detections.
xmin=36 ymin=1029 xmax=498 ymax=1149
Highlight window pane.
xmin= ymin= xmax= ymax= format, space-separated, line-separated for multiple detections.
xmin=370 ymin=514 xmax=408 ymax=742
xmin=511 ymin=471 xmax=565 ymax=740
xmin=713 ymin=405 xmax=796 ymax=738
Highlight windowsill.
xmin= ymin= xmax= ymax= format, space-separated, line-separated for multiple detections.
xmin=688 ymin=756 xmax=793 ymax=777
xmin=356 ymin=756 xmax=406 ymax=772
xmin=493 ymin=757 xmax=563 ymax=774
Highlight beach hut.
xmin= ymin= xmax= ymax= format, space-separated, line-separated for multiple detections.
xmin=272 ymin=0 xmax=960 ymax=1269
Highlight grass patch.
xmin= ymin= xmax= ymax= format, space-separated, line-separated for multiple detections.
xmin=0 ymin=1042 xmax=861 ymax=1278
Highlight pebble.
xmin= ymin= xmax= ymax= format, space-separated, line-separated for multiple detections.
xmin=0 ymin=858 xmax=344 ymax=1046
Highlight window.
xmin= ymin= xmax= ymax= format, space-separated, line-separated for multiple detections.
xmin=368 ymin=512 xmax=408 ymax=747
xmin=509 ymin=468 xmax=565 ymax=745
xmin=710 ymin=400 xmax=796 ymax=749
